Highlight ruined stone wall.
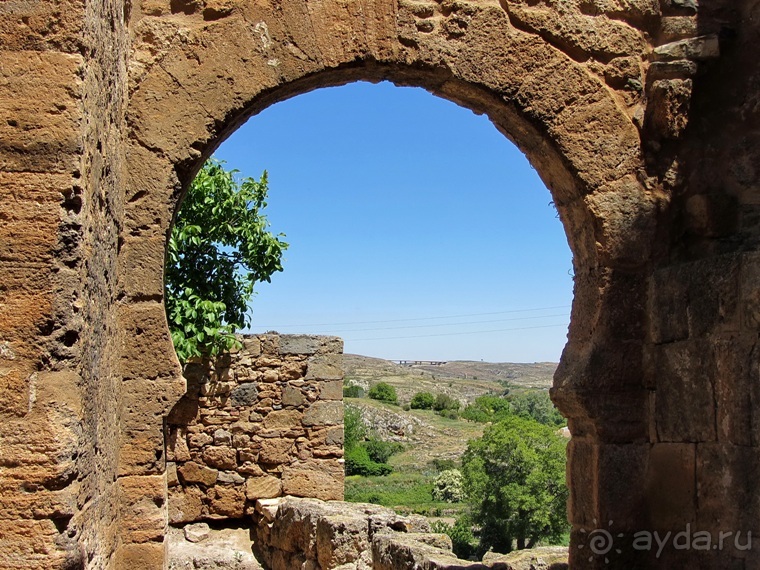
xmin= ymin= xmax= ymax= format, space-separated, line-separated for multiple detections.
xmin=167 ymin=335 xmax=345 ymax=524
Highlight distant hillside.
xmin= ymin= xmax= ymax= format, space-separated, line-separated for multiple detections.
xmin=342 ymin=354 xmax=560 ymax=473
xmin=342 ymin=354 xmax=556 ymax=406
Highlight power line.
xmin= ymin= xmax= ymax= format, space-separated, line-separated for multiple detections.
xmin=256 ymin=305 xmax=571 ymax=329
xmin=293 ymin=313 xmax=569 ymax=334
xmin=346 ymin=322 xmax=568 ymax=341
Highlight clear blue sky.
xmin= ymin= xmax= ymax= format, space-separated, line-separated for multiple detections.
xmin=214 ymin=81 xmax=573 ymax=363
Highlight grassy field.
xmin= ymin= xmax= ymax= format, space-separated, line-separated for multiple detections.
xmin=344 ymin=471 xmax=467 ymax=518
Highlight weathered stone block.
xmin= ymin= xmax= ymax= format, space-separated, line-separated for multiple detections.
xmin=305 ymin=354 xmax=343 ymax=380
xmin=115 ymin=541 xmax=167 ymax=570
xmin=303 ymin=401 xmax=343 ymax=426
xmin=177 ymin=462 xmax=218 ymax=487
xmin=245 ymin=474 xmax=283 ymax=499
xmin=278 ymin=335 xmax=321 ymax=355
xmin=264 ymin=409 xmax=303 ymax=430
xmin=282 ymin=384 xmax=306 ymax=406
xmin=316 ymin=514 xmax=368 ymax=567
xmin=282 ymin=459 xmax=344 ymax=500
xmin=319 ymin=380 xmax=343 ymax=400
xmin=646 ymin=443 xmax=695 ymax=528
xmin=118 ymin=475 xmax=167 ymax=544
xmin=654 ymin=341 xmax=717 ymax=442
xmin=201 ymin=446 xmax=237 ymax=470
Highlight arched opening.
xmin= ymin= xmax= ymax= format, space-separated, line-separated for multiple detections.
xmin=163 ymin=79 xmax=575 ymax=563
xmin=120 ymin=7 xmax=655 ymax=565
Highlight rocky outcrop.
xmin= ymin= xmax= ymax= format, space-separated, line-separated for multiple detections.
xmin=251 ymin=496 xmax=568 ymax=570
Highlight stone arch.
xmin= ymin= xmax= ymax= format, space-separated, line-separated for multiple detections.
xmin=118 ymin=0 xmax=662 ymax=567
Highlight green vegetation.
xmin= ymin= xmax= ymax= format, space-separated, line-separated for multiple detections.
xmin=368 ymin=382 xmax=398 ymax=405
xmin=461 ymin=391 xmax=565 ymax=427
xmin=344 ymin=404 xmax=403 ymax=476
xmin=343 ymin=384 xmax=364 ymax=398
xmin=461 ymin=416 xmax=569 ymax=554
xmin=165 ymin=159 xmax=288 ymax=362
xmin=410 ymin=391 xmax=436 ymax=409
xmin=432 ymin=469 xmax=464 ymax=503
xmin=345 ymin=472 xmax=464 ymax=517
xmin=431 ymin=518 xmax=477 ymax=559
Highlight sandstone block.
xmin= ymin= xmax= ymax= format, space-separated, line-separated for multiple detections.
xmin=209 ymin=485 xmax=245 ymax=518
xmin=302 ymin=401 xmax=343 ymax=426
xmin=282 ymin=459 xmax=344 ymax=501
xmin=115 ymin=542 xmax=167 ymax=570
xmin=316 ymin=514 xmax=368 ymax=568
xmin=245 ymin=474 xmax=283 ymax=499
xmin=319 ymin=380 xmax=343 ymax=401
xmin=177 ymin=461 xmax=218 ymax=487
xmin=118 ymin=475 xmax=167 ymax=544
xmin=202 ymin=446 xmax=237 ymax=470
xmin=305 ymin=354 xmax=343 ymax=381
xmin=278 ymin=335 xmax=321 ymax=355
xmin=264 ymin=409 xmax=303 ymax=430
xmin=169 ymin=486 xmax=204 ymax=524
xmin=282 ymin=384 xmax=306 ymax=406
xmin=258 ymin=437 xmax=295 ymax=464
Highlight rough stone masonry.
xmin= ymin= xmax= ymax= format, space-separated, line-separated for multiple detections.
xmin=0 ymin=0 xmax=759 ymax=568
xmin=166 ymin=334 xmax=345 ymax=523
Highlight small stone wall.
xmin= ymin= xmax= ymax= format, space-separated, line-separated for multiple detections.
xmin=166 ymin=334 xmax=344 ymax=523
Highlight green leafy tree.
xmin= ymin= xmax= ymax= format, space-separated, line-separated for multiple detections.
xmin=368 ymin=382 xmax=398 ymax=405
xmin=344 ymin=405 xmax=366 ymax=450
xmin=410 ymin=391 xmax=436 ymax=409
xmin=165 ymin=159 xmax=288 ymax=362
xmin=510 ymin=391 xmax=566 ymax=427
xmin=461 ymin=416 xmax=569 ymax=554
xmin=461 ymin=394 xmax=513 ymax=423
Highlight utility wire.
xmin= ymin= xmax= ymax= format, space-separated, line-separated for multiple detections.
xmin=289 ymin=313 xmax=569 ymax=334
xmin=256 ymin=304 xmax=571 ymax=329
xmin=347 ymin=322 xmax=568 ymax=341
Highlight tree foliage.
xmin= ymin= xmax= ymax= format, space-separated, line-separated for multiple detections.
xmin=368 ymin=382 xmax=398 ymax=405
xmin=165 ymin=159 xmax=288 ymax=362
xmin=461 ymin=392 xmax=565 ymax=427
xmin=461 ymin=416 xmax=569 ymax=554
xmin=410 ymin=391 xmax=436 ymax=409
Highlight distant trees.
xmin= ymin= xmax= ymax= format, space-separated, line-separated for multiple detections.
xmin=368 ymin=382 xmax=398 ymax=405
xmin=410 ymin=391 xmax=436 ymax=409
xmin=461 ymin=391 xmax=565 ymax=427
xmin=461 ymin=416 xmax=569 ymax=553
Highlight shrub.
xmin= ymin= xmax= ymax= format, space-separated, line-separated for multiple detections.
xmin=431 ymin=518 xmax=477 ymax=560
xmin=368 ymin=382 xmax=398 ymax=405
xmin=343 ymin=384 xmax=363 ymax=398
xmin=432 ymin=469 xmax=464 ymax=503
xmin=344 ymin=405 xmax=366 ymax=450
xmin=410 ymin=391 xmax=436 ymax=409
xmin=345 ymin=445 xmax=392 ymax=476
xmin=364 ymin=437 xmax=404 ymax=464
xmin=433 ymin=393 xmax=460 ymax=412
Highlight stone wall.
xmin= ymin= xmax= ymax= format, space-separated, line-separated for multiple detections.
xmin=166 ymin=334 xmax=345 ymax=524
